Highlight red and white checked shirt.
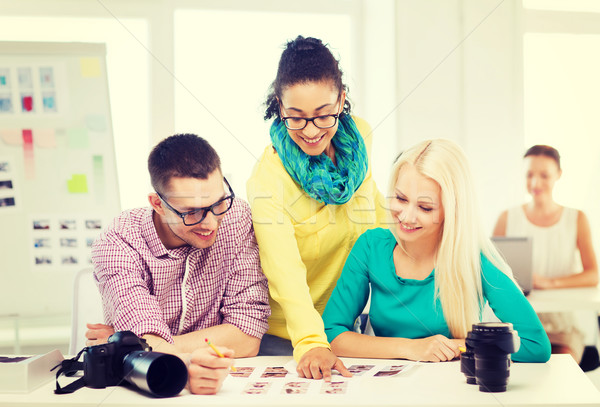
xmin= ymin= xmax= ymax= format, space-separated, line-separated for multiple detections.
xmin=91 ymin=198 xmax=270 ymax=343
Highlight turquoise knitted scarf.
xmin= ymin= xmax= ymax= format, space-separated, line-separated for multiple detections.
xmin=270 ymin=115 xmax=368 ymax=205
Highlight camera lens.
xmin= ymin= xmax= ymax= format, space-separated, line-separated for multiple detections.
xmin=460 ymin=350 xmax=476 ymax=385
xmin=123 ymin=351 xmax=188 ymax=397
xmin=463 ymin=322 xmax=519 ymax=393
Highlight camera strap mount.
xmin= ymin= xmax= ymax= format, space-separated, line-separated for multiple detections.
xmin=52 ymin=348 xmax=87 ymax=394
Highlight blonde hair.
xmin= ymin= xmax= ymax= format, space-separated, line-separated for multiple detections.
xmin=388 ymin=139 xmax=513 ymax=338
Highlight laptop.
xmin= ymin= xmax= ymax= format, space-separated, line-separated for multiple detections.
xmin=491 ymin=236 xmax=533 ymax=296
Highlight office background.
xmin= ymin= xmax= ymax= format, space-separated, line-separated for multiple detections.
xmin=0 ymin=0 xmax=598 ymax=354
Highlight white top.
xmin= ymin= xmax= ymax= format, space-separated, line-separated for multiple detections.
xmin=506 ymin=206 xmax=579 ymax=278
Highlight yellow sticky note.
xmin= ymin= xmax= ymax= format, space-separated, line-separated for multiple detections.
xmin=80 ymin=57 xmax=101 ymax=78
xmin=67 ymin=174 xmax=88 ymax=193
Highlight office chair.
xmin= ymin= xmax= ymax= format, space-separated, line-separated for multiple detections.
xmin=69 ymin=267 xmax=104 ymax=355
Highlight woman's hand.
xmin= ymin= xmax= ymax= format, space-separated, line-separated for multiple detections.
xmin=296 ymin=347 xmax=352 ymax=382
xmin=533 ymin=273 xmax=556 ymax=289
xmin=405 ymin=335 xmax=461 ymax=362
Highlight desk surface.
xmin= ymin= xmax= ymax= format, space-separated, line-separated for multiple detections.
xmin=0 ymin=355 xmax=598 ymax=407
xmin=527 ymin=287 xmax=600 ymax=313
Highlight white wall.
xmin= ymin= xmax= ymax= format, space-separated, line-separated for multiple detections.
xmin=394 ymin=0 xmax=524 ymax=232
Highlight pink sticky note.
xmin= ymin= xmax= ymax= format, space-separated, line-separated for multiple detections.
xmin=23 ymin=129 xmax=34 ymax=179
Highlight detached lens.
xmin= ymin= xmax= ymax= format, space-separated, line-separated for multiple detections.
xmin=462 ymin=322 xmax=519 ymax=393
xmin=123 ymin=351 xmax=188 ymax=398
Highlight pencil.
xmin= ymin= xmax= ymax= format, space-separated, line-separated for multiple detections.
xmin=458 ymin=346 xmax=466 ymax=353
xmin=205 ymin=338 xmax=236 ymax=372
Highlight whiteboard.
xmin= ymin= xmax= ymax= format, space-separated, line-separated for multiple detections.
xmin=0 ymin=42 xmax=120 ymax=317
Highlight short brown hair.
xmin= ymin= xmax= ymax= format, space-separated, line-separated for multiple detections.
xmin=148 ymin=134 xmax=221 ymax=194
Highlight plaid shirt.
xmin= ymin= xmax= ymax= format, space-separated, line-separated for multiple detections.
xmin=91 ymin=198 xmax=270 ymax=343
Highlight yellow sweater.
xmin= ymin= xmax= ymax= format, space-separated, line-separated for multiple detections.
xmin=246 ymin=117 xmax=387 ymax=361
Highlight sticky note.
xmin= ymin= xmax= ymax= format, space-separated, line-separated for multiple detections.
xmin=23 ymin=129 xmax=35 ymax=179
xmin=80 ymin=57 xmax=101 ymax=78
xmin=93 ymin=155 xmax=105 ymax=203
xmin=0 ymin=76 xmax=6 ymax=86
xmin=0 ymin=129 xmax=21 ymax=145
xmin=85 ymin=114 xmax=107 ymax=132
xmin=67 ymin=128 xmax=90 ymax=149
xmin=35 ymin=129 xmax=57 ymax=148
xmin=67 ymin=174 xmax=88 ymax=193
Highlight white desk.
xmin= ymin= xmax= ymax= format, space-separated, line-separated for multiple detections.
xmin=0 ymin=355 xmax=598 ymax=406
xmin=527 ymin=287 xmax=600 ymax=313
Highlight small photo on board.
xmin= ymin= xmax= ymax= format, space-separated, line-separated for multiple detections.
xmin=0 ymin=197 xmax=15 ymax=207
xmin=0 ymin=68 xmax=10 ymax=88
xmin=60 ymin=238 xmax=77 ymax=248
xmin=59 ymin=219 xmax=76 ymax=230
xmin=20 ymin=93 xmax=34 ymax=113
xmin=260 ymin=366 xmax=288 ymax=378
xmin=18 ymin=67 xmax=33 ymax=88
xmin=320 ymin=381 xmax=348 ymax=394
xmin=85 ymin=219 xmax=102 ymax=230
xmin=373 ymin=365 xmax=406 ymax=377
xmin=33 ymin=219 xmax=50 ymax=230
xmin=34 ymin=238 xmax=51 ymax=249
xmin=85 ymin=237 xmax=95 ymax=248
xmin=229 ymin=367 xmax=254 ymax=378
xmin=61 ymin=255 xmax=78 ymax=265
xmin=39 ymin=67 xmax=55 ymax=88
xmin=0 ymin=180 xmax=13 ymax=189
xmin=282 ymin=381 xmax=310 ymax=395
xmin=35 ymin=256 xmax=52 ymax=265
xmin=242 ymin=381 xmax=271 ymax=395
xmin=0 ymin=162 xmax=10 ymax=172
xmin=42 ymin=91 xmax=57 ymax=113
xmin=0 ymin=95 xmax=12 ymax=113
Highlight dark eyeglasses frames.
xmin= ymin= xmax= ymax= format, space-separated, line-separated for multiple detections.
xmin=278 ymin=99 xmax=343 ymax=130
xmin=156 ymin=178 xmax=235 ymax=226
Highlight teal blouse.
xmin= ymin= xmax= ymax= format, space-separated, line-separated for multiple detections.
xmin=322 ymin=228 xmax=551 ymax=362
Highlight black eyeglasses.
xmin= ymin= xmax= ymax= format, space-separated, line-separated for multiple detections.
xmin=156 ymin=178 xmax=235 ymax=226
xmin=279 ymin=99 xmax=343 ymax=130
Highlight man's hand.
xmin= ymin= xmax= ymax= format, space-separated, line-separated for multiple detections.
xmin=85 ymin=323 xmax=115 ymax=346
xmin=296 ymin=347 xmax=352 ymax=382
xmin=185 ymin=346 xmax=234 ymax=395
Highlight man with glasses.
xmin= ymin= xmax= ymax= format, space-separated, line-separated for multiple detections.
xmin=87 ymin=134 xmax=270 ymax=394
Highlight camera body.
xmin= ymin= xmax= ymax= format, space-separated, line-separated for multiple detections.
xmin=83 ymin=330 xmax=188 ymax=397
xmin=83 ymin=330 xmax=151 ymax=389
xmin=460 ymin=322 xmax=520 ymax=392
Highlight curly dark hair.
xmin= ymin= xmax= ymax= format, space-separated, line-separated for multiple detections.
xmin=264 ymin=35 xmax=351 ymax=120
xmin=148 ymin=134 xmax=221 ymax=194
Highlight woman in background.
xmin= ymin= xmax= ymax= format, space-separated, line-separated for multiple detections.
xmin=323 ymin=139 xmax=550 ymax=363
xmin=493 ymin=145 xmax=598 ymax=363
xmin=246 ymin=36 xmax=386 ymax=379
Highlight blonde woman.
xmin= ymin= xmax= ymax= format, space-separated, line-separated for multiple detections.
xmin=322 ymin=139 xmax=551 ymax=362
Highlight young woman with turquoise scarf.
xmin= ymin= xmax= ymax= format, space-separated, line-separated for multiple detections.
xmin=246 ymin=36 xmax=387 ymax=380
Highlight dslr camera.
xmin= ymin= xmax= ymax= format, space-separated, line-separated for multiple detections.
xmin=84 ymin=330 xmax=188 ymax=397
xmin=460 ymin=322 xmax=520 ymax=392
